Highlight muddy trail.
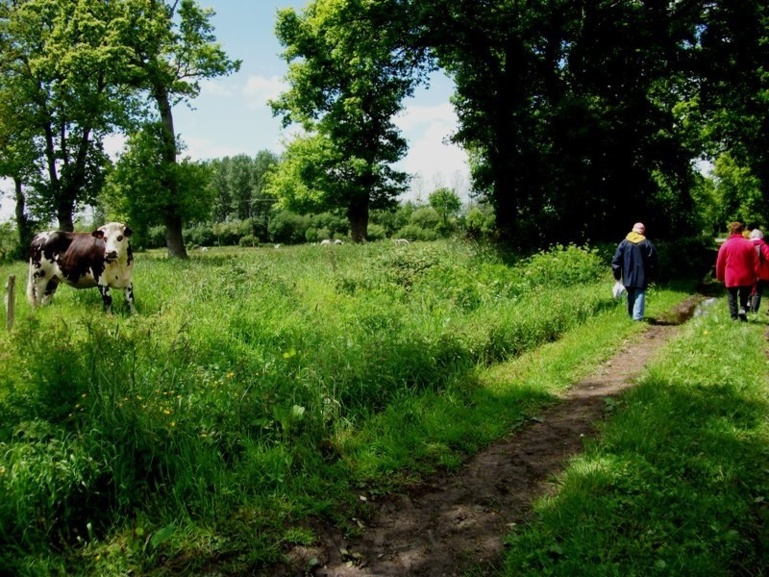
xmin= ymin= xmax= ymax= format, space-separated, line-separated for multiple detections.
xmin=274 ymin=296 xmax=708 ymax=577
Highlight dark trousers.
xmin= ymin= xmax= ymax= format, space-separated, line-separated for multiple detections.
xmin=751 ymin=279 xmax=769 ymax=312
xmin=727 ymin=286 xmax=752 ymax=320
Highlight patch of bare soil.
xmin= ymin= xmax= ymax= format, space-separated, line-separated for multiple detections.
xmin=277 ymin=296 xmax=707 ymax=577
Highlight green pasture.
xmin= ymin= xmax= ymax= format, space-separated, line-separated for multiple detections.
xmin=1 ymin=239 xmax=755 ymax=576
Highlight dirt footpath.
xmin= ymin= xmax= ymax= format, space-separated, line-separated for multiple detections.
xmin=279 ymin=296 xmax=706 ymax=577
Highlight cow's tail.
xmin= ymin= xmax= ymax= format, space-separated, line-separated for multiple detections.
xmin=26 ymin=257 xmax=36 ymax=306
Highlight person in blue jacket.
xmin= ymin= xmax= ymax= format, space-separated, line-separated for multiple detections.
xmin=612 ymin=222 xmax=657 ymax=321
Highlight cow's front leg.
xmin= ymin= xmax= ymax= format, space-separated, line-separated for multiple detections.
xmin=124 ymin=283 xmax=136 ymax=314
xmin=98 ymin=284 xmax=113 ymax=314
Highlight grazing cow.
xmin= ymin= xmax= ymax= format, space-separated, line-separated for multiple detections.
xmin=320 ymin=239 xmax=332 ymax=246
xmin=394 ymin=238 xmax=410 ymax=245
xmin=27 ymin=222 xmax=136 ymax=314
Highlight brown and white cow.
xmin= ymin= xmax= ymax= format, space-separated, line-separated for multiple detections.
xmin=27 ymin=222 xmax=136 ymax=314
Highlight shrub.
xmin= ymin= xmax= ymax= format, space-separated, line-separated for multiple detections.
xmin=409 ymin=207 xmax=441 ymax=231
xmin=0 ymin=222 xmax=18 ymax=262
xmin=305 ymin=227 xmax=321 ymax=243
xmin=655 ymin=235 xmax=716 ymax=282
xmin=269 ymin=210 xmax=308 ymax=244
xmin=520 ymin=244 xmax=605 ymax=290
xmin=239 ymin=235 xmax=259 ymax=247
xmin=185 ymin=224 xmax=216 ymax=247
xmin=397 ymin=224 xmax=439 ymax=242
xmin=145 ymin=226 xmax=167 ymax=249
xmin=366 ymin=223 xmax=386 ymax=241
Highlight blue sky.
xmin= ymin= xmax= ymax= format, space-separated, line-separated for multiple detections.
xmin=1 ymin=1 xmax=469 ymax=220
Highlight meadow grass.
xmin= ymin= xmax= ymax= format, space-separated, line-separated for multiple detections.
xmin=0 ymin=240 xmax=702 ymax=575
xmin=500 ymin=304 xmax=769 ymax=576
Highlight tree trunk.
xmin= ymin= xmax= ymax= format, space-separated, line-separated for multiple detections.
xmin=56 ymin=199 xmax=75 ymax=232
xmin=347 ymin=193 xmax=370 ymax=243
xmin=164 ymin=212 xmax=187 ymax=257
xmin=154 ymin=85 xmax=188 ymax=259
xmin=13 ymin=178 xmax=35 ymax=259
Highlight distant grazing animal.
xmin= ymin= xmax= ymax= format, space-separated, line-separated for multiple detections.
xmin=334 ymin=239 xmax=343 ymax=245
xmin=320 ymin=239 xmax=332 ymax=246
xmin=394 ymin=238 xmax=410 ymax=245
xmin=27 ymin=222 xmax=136 ymax=314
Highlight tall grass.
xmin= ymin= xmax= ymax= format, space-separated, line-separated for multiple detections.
xmin=0 ymin=240 xmax=691 ymax=575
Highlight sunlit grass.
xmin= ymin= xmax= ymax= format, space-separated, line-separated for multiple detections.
xmin=0 ymin=240 xmax=702 ymax=575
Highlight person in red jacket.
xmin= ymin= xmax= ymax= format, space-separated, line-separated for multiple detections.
xmin=749 ymin=228 xmax=769 ymax=313
xmin=716 ymin=221 xmax=758 ymax=321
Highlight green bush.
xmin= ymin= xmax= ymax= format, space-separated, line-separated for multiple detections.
xmin=0 ymin=222 xmax=18 ymax=262
xmin=655 ymin=235 xmax=716 ymax=282
xmin=268 ymin=210 xmax=308 ymax=244
xmin=366 ymin=223 xmax=386 ymax=241
xmin=145 ymin=226 xmax=167 ymax=249
xmin=397 ymin=224 xmax=439 ymax=242
xmin=519 ymin=244 xmax=605 ymax=290
xmin=239 ymin=234 xmax=259 ymax=247
xmin=185 ymin=224 xmax=216 ymax=247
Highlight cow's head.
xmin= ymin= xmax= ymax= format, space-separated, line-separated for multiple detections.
xmin=94 ymin=222 xmax=133 ymax=263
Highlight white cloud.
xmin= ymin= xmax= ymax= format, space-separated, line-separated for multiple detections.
xmin=200 ymin=78 xmax=236 ymax=97
xmin=0 ymin=178 xmax=14 ymax=221
xmin=103 ymin=133 xmax=127 ymax=160
xmin=181 ymin=135 xmax=252 ymax=161
xmin=243 ymin=75 xmax=287 ymax=109
xmin=395 ymin=102 xmax=470 ymax=201
xmin=395 ymin=102 xmax=456 ymax=132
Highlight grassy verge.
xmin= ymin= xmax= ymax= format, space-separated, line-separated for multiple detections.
xmin=500 ymin=302 xmax=769 ymax=576
xmin=343 ymin=283 xmax=694 ymax=487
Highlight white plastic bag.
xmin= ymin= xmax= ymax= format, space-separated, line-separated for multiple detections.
xmin=612 ymin=280 xmax=626 ymax=300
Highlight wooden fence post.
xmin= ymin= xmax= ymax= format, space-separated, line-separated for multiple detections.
xmin=5 ymin=275 xmax=15 ymax=331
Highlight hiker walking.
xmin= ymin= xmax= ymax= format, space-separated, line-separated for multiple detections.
xmin=748 ymin=228 xmax=769 ymax=313
xmin=612 ymin=222 xmax=657 ymax=321
xmin=716 ymin=221 xmax=758 ymax=322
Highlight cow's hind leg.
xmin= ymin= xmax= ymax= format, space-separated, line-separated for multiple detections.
xmin=41 ymin=278 xmax=59 ymax=305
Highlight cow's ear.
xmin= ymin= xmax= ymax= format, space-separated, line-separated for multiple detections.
xmin=124 ymin=226 xmax=133 ymax=237
xmin=93 ymin=230 xmax=105 ymax=240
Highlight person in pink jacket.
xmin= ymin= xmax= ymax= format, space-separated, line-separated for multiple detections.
xmin=749 ymin=228 xmax=769 ymax=313
xmin=716 ymin=221 xmax=758 ymax=321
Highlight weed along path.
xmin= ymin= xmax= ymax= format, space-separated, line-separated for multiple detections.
xmin=276 ymin=296 xmax=706 ymax=577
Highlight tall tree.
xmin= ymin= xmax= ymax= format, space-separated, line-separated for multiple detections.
xmin=428 ymin=187 xmax=461 ymax=232
xmin=0 ymin=0 xmax=135 ymax=232
xmin=698 ymin=0 xmax=769 ymax=224
xmin=206 ymin=151 xmax=278 ymax=224
xmin=228 ymin=154 xmax=255 ymax=220
xmin=271 ymin=0 xmax=428 ymax=241
xmin=103 ymin=122 xmax=213 ymax=245
xmin=207 ymin=157 xmax=232 ymax=222
xmin=0 ymin=53 xmax=38 ymax=254
xmin=116 ymin=0 xmax=240 ymax=258
xmin=418 ymin=0 xmax=703 ymax=245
